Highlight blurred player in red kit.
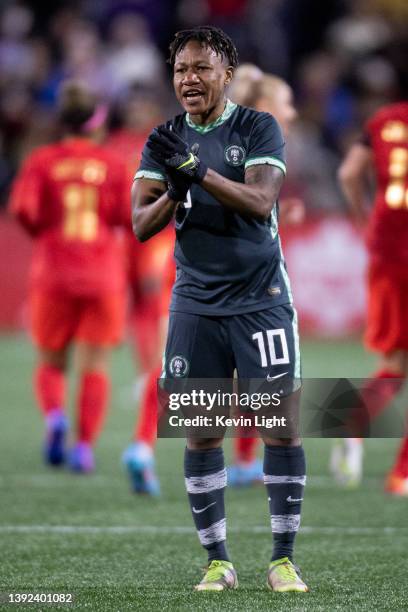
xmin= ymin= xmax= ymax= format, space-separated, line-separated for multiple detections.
xmin=104 ymin=85 xmax=174 ymax=495
xmin=336 ymin=101 xmax=408 ymax=495
xmin=106 ymin=85 xmax=174 ymax=391
xmin=9 ymin=82 xmax=130 ymax=472
xmin=122 ymin=251 xmax=175 ymax=495
xmin=106 ymin=85 xmax=174 ymax=495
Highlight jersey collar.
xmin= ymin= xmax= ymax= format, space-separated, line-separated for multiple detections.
xmin=185 ymin=99 xmax=237 ymax=134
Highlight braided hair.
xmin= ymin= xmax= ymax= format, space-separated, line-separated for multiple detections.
xmin=168 ymin=25 xmax=239 ymax=69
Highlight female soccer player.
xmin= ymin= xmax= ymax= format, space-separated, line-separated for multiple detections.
xmin=10 ymin=82 xmax=130 ymax=472
xmin=132 ymin=26 xmax=308 ymax=593
xmin=336 ymin=101 xmax=408 ymax=495
xmin=122 ymin=65 xmax=304 ymax=495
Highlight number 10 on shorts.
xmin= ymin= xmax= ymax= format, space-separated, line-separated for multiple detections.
xmin=252 ymin=329 xmax=289 ymax=367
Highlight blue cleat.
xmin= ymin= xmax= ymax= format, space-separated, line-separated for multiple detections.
xmin=44 ymin=410 xmax=68 ymax=466
xmin=122 ymin=442 xmax=160 ymax=496
xmin=68 ymin=442 xmax=95 ymax=473
xmin=227 ymin=459 xmax=264 ymax=487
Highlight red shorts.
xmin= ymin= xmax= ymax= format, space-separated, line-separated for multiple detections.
xmin=365 ymin=264 xmax=408 ymax=354
xmin=30 ymin=290 xmax=126 ymax=351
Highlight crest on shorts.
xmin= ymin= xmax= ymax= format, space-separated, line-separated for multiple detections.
xmin=169 ymin=355 xmax=189 ymax=378
xmin=224 ymin=145 xmax=246 ymax=166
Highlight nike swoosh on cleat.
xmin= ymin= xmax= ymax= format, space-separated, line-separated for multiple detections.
xmin=192 ymin=502 xmax=216 ymax=514
xmin=267 ymin=372 xmax=288 ymax=382
xmin=286 ymin=496 xmax=303 ymax=503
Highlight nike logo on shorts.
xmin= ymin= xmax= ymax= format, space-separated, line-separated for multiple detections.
xmin=267 ymin=372 xmax=288 ymax=382
xmin=192 ymin=502 xmax=216 ymax=514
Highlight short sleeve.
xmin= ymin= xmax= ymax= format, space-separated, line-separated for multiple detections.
xmin=244 ymin=113 xmax=286 ymax=175
xmin=134 ymin=130 xmax=167 ymax=182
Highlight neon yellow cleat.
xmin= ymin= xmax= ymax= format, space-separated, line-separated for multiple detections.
xmin=267 ymin=557 xmax=309 ymax=593
xmin=194 ymin=560 xmax=238 ymax=592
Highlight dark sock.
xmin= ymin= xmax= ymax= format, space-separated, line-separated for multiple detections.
xmin=263 ymin=444 xmax=306 ymax=562
xmin=184 ymin=447 xmax=229 ymax=563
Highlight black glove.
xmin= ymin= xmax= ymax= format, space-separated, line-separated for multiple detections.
xmin=166 ymin=168 xmax=191 ymax=202
xmin=147 ymin=126 xmax=207 ymax=183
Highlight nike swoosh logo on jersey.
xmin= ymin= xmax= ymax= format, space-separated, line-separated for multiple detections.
xmin=192 ymin=502 xmax=216 ymax=514
xmin=286 ymin=496 xmax=303 ymax=503
xmin=267 ymin=372 xmax=288 ymax=382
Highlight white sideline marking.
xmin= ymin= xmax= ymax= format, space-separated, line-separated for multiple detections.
xmin=0 ymin=525 xmax=407 ymax=535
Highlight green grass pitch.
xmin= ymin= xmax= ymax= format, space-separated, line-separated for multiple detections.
xmin=1 ymin=335 xmax=407 ymax=611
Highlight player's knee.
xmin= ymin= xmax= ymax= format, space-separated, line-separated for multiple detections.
xmin=38 ymin=348 xmax=68 ymax=370
xmin=76 ymin=343 xmax=111 ymax=373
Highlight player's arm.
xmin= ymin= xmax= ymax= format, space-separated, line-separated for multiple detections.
xmin=338 ymin=142 xmax=373 ymax=224
xmin=147 ymin=115 xmax=285 ymax=221
xmin=8 ymin=153 xmax=44 ymax=236
xmin=132 ymin=129 xmax=193 ymax=241
xmin=131 ymin=179 xmax=180 ymax=242
xmin=278 ymin=197 xmax=305 ymax=226
xmin=201 ymin=164 xmax=284 ymax=221
xmin=207 ymin=113 xmax=286 ymax=220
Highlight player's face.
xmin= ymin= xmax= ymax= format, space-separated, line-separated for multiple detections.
xmin=173 ymin=40 xmax=232 ymax=120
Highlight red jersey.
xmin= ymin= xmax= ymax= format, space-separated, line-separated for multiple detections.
xmin=365 ymin=102 xmax=408 ymax=273
xmin=105 ymin=129 xmax=147 ymax=179
xmin=10 ymin=137 xmax=131 ymax=296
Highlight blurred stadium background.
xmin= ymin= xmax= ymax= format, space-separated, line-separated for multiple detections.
xmin=1 ymin=1 xmax=407 ymax=609
xmin=1 ymin=0 xmax=408 ymax=334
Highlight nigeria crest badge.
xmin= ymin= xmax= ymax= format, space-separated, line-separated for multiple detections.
xmin=224 ymin=145 xmax=246 ymax=166
xmin=169 ymin=355 xmax=190 ymax=378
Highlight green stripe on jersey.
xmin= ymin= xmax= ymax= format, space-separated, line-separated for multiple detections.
xmin=245 ymin=156 xmax=286 ymax=175
xmin=134 ymin=170 xmax=166 ymax=181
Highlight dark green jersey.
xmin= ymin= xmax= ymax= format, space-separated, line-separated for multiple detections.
xmin=136 ymin=101 xmax=293 ymax=316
